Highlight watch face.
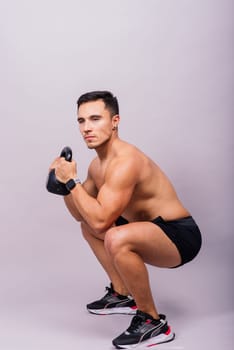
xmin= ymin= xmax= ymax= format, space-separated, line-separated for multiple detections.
xmin=66 ymin=179 xmax=76 ymax=191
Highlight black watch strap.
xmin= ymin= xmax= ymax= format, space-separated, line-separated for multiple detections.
xmin=65 ymin=178 xmax=81 ymax=191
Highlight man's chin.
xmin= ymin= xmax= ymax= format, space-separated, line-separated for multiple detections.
xmin=86 ymin=139 xmax=108 ymax=150
xmin=86 ymin=142 xmax=98 ymax=149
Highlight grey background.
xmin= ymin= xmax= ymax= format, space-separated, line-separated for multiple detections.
xmin=0 ymin=0 xmax=233 ymax=349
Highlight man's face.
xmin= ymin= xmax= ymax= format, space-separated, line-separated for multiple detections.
xmin=77 ymin=99 xmax=119 ymax=149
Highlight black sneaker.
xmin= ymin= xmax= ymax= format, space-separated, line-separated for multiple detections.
xmin=112 ymin=310 xmax=175 ymax=349
xmin=86 ymin=284 xmax=137 ymax=315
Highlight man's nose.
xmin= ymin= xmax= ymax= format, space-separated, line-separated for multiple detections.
xmin=83 ymin=120 xmax=92 ymax=132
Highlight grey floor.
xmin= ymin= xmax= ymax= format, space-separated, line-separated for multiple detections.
xmin=0 ymin=305 xmax=233 ymax=350
xmin=1 ymin=242 xmax=233 ymax=350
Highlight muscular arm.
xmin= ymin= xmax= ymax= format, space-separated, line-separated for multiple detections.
xmin=64 ymin=170 xmax=98 ymax=222
xmin=69 ymin=158 xmax=138 ymax=233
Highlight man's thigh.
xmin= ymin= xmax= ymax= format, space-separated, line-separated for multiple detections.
xmin=109 ymin=222 xmax=182 ymax=268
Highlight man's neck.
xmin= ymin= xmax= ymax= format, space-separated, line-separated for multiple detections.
xmin=95 ymin=135 xmax=120 ymax=162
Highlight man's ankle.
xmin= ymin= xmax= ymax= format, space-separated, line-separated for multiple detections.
xmin=111 ymin=283 xmax=130 ymax=296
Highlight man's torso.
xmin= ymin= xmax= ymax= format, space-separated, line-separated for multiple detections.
xmin=89 ymin=139 xmax=190 ymax=222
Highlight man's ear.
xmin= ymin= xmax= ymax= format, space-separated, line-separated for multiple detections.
xmin=112 ymin=114 xmax=120 ymax=129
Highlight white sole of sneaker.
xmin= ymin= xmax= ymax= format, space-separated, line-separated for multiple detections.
xmin=113 ymin=327 xmax=175 ymax=349
xmin=88 ymin=307 xmax=137 ymax=315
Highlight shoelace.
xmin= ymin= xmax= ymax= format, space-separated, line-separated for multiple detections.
xmin=104 ymin=285 xmax=131 ymax=301
xmin=105 ymin=286 xmax=112 ymax=293
xmin=103 ymin=286 xmax=116 ymax=298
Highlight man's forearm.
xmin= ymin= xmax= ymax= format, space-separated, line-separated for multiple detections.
xmin=69 ymin=184 xmax=112 ymax=233
xmin=64 ymin=194 xmax=84 ymax=222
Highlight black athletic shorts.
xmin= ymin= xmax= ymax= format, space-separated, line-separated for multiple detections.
xmin=115 ymin=215 xmax=202 ymax=267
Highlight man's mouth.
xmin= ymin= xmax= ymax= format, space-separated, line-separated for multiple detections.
xmin=84 ymin=136 xmax=95 ymax=141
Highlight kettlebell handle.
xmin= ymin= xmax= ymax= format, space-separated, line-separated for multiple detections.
xmin=60 ymin=146 xmax=72 ymax=162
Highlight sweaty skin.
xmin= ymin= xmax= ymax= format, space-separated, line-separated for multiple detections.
xmin=50 ymin=99 xmax=190 ymax=319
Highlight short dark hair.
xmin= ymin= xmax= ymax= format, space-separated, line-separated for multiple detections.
xmin=77 ymin=91 xmax=119 ymax=116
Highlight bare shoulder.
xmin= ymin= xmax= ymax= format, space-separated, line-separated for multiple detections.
xmin=106 ymin=142 xmax=149 ymax=182
xmin=114 ymin=140 xmax=140 ymax=161
xmin=88 ymin=157 xmax=99 ymax=175
xmin=115 ymin=141 xmax=154 ymax=167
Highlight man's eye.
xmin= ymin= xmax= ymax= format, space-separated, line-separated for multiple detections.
xmin=77 ymin=119 xmax=84 ymax=124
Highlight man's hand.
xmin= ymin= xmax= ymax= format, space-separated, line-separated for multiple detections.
xmin=52 ymin=158 xmax=77 ymax=184
xmin=47 ymin=146 xmax=77 ymax=196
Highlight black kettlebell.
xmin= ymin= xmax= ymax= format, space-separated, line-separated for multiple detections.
xmin=46 ymin=146 xmax=73 ymax=196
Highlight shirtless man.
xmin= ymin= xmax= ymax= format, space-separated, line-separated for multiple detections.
xmin=50 ymin=91 xmax=202 ymax=349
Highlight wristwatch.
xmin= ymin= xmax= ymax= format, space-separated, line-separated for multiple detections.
xmin=65 ymin=177 xmax=81 ymax=191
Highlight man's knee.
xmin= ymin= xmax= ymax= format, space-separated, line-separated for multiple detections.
xmin=105 ymin=226 xmax=129 ymax=257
